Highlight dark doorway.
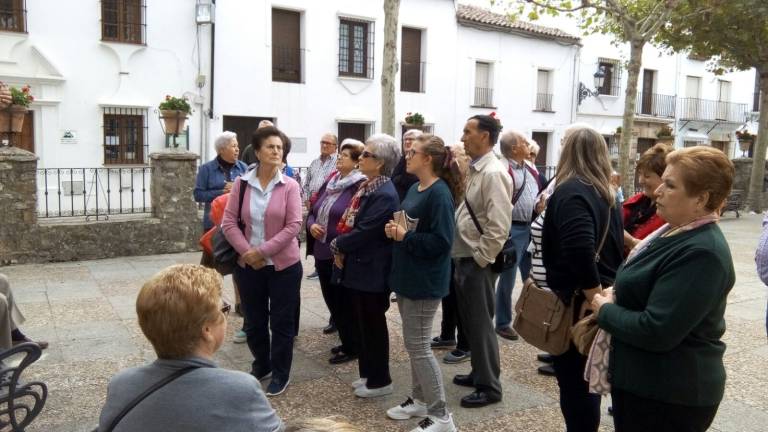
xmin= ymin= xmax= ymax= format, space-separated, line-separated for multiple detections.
xmin=338 ymin=122 xmax=368 ymax=143
xmin=1 ymin=111 xmax=33 ymax=152
xmin=637 ymin=138 xmax=655 ymax=156
xmin=531 ymin=131 xmax=549 ymax=167
xmin=401 ymin=28 xmax=423 ymax=92
xmin=222 ymin=115 xmax=275 ymax=156
xmin=641 ymin=69 xmax=655 ymax=115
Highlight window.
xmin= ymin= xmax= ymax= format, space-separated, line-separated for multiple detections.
xmin=473 ymin=61 xmax=493 ymax=107
xmin=535 ymin=69 xmax=553 ymax=112
xmin=103 ymin=108 xmax=148 ymax=165
xmin=531 ymin=131 xmax=550 ymax=167
xmin=401 ymin=27 xmax=424 ymax=92
xmin=101 ymin=0 xmax=145 ymax=44
xmin=338 ymin=122 xmax=371 ymax=143
xmin=597 ymin=58 xmax=622 ymax=96
xmin=0 ymin=0 xmax=25 ymax=32
xmin=338 ymin=18 xmax=374 ymax=79
xmin=272 ymin=9 xmax=303 ymax=83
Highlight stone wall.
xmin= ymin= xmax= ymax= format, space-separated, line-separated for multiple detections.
xmin=0 ymin=147 xmax=201 ymax=265
xmin=731 ymin=158 xmax=768 ymax=210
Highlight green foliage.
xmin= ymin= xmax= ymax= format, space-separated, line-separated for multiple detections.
xmin=10 ymin=85 xmax=33 ymax=107
xmin=158 ymin=95 xmax=191 ymax=113
xmin=656 ymin=124 xmax=674 ymax=138
xmin=404 ymin=112 xmax=425 ymax=125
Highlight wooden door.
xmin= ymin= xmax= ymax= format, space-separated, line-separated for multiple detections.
xmin=338 ymin=122 xmax=367 ymax=143
xmin=272 ymin=9 xmax=301 ymax=83
xmin=401 ymin=28 xmax=422 ymax=92
xmin=641 ymin=69 xmax=654 ymax=114
xmin=222 ymin=116 xmax=274 ymax=156
xmin=531 ymin=131 xmax=549 ymax=167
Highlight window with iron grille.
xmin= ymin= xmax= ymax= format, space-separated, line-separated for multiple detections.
xmin=101 ymin=0 xmax=145 ymax=45
xmin=103 ymin=107 xmax=148 ymax=165
xmin=0 ymin=0 xmax=25 ymax=32
xmin=598 ymin=58 xmax=622 ymax=96
xmin=338 ymin=18 xmax=374 ymax=79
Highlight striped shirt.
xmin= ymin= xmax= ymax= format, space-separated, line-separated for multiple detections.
xmin=507 ymin=159 xmax=538 ymax=222
xmin=303 ymin=154 xmax=338 ymax=200
xmin=529 ymin=210 xmax=549 ymax=288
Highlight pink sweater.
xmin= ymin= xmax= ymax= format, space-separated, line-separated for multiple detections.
xmin=221 ymin=174 xmax=302 ymax=271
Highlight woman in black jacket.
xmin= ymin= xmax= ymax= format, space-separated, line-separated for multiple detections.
xmin=529 ymin=126 xmax=623 ymax=431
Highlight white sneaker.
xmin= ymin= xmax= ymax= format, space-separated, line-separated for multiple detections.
xmin=233 ymin=330 xmax=247 ymax=344
xmin=387 ymin=397 xmax=428 ymax=420
xmin=410 ymin=415 xmax=457 ymax=432
xmin=351 ymin=377 xmax=367 ymax=389
xmin=354 ymin=383 xmax=393 ymax=398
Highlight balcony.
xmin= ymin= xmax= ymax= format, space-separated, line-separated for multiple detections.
xmin=473 ymin=87 xmax=494 ymax=108
xmin=401 ymin=61 xmax=426 ymax=93
xmin=272 ymin=46 xmax=304 ymax=83
xmin=534 ymin=93 xmax=553 ymax=112
xmin=678 ymin=97 xmax=748 ymax=123
xmin=635 ymin=92 xmax=676 ymax=118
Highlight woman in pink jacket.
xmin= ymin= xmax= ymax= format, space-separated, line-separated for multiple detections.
xmin=222 ymin=126 xmax=303 ymax=398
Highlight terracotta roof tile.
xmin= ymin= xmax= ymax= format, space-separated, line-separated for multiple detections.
xmin=456 ymin=4 xmax=580 ymax=43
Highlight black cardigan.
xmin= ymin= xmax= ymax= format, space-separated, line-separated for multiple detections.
xmin=542 ymin=178 xmax=624 ymax=304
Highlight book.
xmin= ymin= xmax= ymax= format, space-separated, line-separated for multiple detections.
xmin=392 ymin=210 xmax=419 ymax=232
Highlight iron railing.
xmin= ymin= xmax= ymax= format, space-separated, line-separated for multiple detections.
xmin=272 ymin=46 xmax=304 ymax=83
xmin=678 ymin=98 xmax=748 ymax=123
xmin=636 ymin=92 xmax=676 ymax=118
xmin=37 ymin=167 xmax=152 ymax=220
xmin=535 ymin=93 xmax=553 ymax=112
xmin=473 ymin=87 xmax=494 ymax=107
xmin=401 ymin=61 xmax=426 ymax=93
xmin=536 ymin=165 xmax=557 ymax=182
xmin=0 ymin=0 xmax=26 ymax=33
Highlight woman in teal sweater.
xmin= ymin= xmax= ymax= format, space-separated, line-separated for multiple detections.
xmin=384 ymin=135 xmax=464 ymax=432
xmin=592 ymin=146 xmax=735 ymax=432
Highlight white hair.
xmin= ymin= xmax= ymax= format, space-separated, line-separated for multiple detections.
xmin=403 ymin=129 xmax=423 ymax=139
xmin=527 ymin=139 xmax=540 ymax=155
xmin=214 ymin=131 xmax=237 ymax=153
xmin=340 ymin=138 xmax=364 ymax=149
xmin=366 ymin=133 xmax=401 ymax=177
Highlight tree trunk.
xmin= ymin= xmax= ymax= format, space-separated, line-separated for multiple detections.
xmin=381 ymin=0 xmax=400 ymax=137
xmin=618 ymin=38 xmax=645 ymax=196
xmin=747 ymin=68 xmax=768 ymax=212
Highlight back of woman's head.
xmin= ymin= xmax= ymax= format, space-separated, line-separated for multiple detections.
xmin=666 ymin=146 xmax=734 ymax=212
xmin=637 ymin=143 xmax=672 ymax=177
xmin=136 ymin=264 xmax=223 ymax=359
xmin=555 ymin=126 xmax=614 ymax=205
xmin=285 ymin=417 xmax=360 ymax=432
xmin=416 ymin=134 xmax=466 ymax=203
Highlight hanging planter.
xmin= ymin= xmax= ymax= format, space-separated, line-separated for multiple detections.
xmin=656 ymin=125 xmax=675 ymax=144
xmin=403 ymin=112 xmax=425 ymax=129
xmin=0 ymin=85 xmax=32 ymax=133
xmin=736 ymin=130 xmax=755 ymax=153
xmin=158 ymin=95 xmax=191 ymax=135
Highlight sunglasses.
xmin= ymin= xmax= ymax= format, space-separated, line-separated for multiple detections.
xmin=220 ymin=300 xmax=232 ymax=315
xmin=361 ymin=150 xmax=378 ymax=159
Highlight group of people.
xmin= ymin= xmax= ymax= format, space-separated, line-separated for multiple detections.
xmin=95 ymin=113 xmax=737 ymax=432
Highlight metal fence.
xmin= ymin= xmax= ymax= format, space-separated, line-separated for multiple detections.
xmin=678 ymin=98 xmax=748 ymax=123
xmin=535 ymin=93 xmax=553 ymax=112
xmin=636 ymin=92 xmax=676 ymax=118
xmin=37 ymin=167 xmax=152 ymax=220
xmin=474 ymin=87 xmax=494 ymax=107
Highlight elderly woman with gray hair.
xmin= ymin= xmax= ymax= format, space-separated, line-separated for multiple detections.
xmin=330 ymin=134 xmax=401 ymax=398
xmin=392 ymin=129 xmax=424 ymax=202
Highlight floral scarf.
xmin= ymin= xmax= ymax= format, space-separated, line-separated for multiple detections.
xmin=585 ymin=212 xmax=721 ymax=395
xmin=315 ymin=170 xmax=366 ymax=243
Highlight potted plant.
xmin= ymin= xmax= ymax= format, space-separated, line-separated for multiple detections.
xmin=159 ymin=95 xmax=191 ymax=135
xmin=656 ymin=125 xmax=674 ymax=144
xmin=615 ymin=126 xmax=622 ymax=136
xmin=404 ymin=112 xmax=425 ymax=127
xmin=0 ymin=84 xmax=32 ymax=134
xmin=736 ymin=129 xmax=756 ymax=152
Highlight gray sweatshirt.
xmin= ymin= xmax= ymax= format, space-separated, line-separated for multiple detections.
xmin=98 ymin=357 xmax=284 ymax=432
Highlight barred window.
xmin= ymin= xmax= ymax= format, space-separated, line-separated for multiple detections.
xmin=101 ymin=0 xmax=145 ymax=44
xmin=598 ymin=58 xmax=622 ymax=96
xmin=338 ymin=18 xmax=374 ymax=79
xmin=0 ymin=0 xmax=25 ymax=32
xmin=103 ymin=107 xmax=148 ymax=165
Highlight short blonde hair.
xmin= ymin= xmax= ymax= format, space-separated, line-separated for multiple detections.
xmin=666 ymin=146 xmax=734 ymax=212
xmin=285 ymin=417 xmax=360 ymax=432
xmin=137 ymin=264 xmax=224 ymax=359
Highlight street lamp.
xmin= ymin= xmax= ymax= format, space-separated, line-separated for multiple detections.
xmin=578 ymin=65 xmax=607 ymax=105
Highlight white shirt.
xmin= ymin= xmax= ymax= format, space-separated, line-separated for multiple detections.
xmin=245 ymin=167 xmax=285 ymax=265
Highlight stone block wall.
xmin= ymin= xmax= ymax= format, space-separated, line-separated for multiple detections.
xmin=731 ymin=158 xmax=768 ymax=210
xmin=0 ymin=147 xmax=201 ymax=265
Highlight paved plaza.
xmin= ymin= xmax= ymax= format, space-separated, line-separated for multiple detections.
xmin=2 ymin=214 xmax=767 ymax=431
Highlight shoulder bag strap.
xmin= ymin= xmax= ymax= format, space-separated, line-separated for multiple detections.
xmin=594 ymin=205 xmax=612 ymax=263
xmin=463 ymin=197 xmax=484 ymax=236
xmin=105 ymin=366 xmax=200 ymax=432
xmin=236 ymin=178 xmax=247 ymax=231
xmin=511 ymin=166 xmax=528 ymax=205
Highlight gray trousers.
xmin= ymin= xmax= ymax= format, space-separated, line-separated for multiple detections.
xmin=397 ymin=296 xmax=448 ymax=418
xmin=453 ymin=257 xmax=502 ymax=397
xmin=0 ymin=274 xmax=26 ymax=351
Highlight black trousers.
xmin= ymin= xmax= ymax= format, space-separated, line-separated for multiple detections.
xmin=317 ymin=259 xmax=358 ymax=355
xmin=349 ymin=288 xmax=391 ymax=388
xmin=234 ymin=262 xmax=302 ymax=381
xmin=612 ymin=388 xmax=719 ymax=432
xmin=552 ymin=345 xmax=601 ymax=432
xmin=439 ymin=261 xmax=470 ymax=352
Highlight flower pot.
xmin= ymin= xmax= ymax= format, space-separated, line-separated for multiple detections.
xmin=404 ymin=123 xmax=425 ymax=131
xmin=739 ymin=139 xmax=753 ymax=152
xmin=0 ymin=105 xmax=28 ymax=133
xmin=161 ymin=110 xmax=189 ymax=135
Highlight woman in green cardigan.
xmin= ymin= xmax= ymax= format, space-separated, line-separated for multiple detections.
xmin=383 ymin=135 xmax=465 ymax=432
xmin=592 ymin=146 xmax=736 ymax=432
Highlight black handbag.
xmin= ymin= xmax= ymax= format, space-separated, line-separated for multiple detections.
xmin=463 ymin=198 xmax=516 ymax=274
xmin=211 ymin=179 xmax=247 ymax=275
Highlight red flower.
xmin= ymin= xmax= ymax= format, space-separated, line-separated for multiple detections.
xmin=165 ymin=95 xmax=171 ymax=100
xmin=489 ymin=111 xmax=496 ymax=118
xmin=22 ymin=86 xmax=29 ymax=93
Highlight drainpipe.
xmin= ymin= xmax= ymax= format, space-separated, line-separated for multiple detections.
xmin=570 ymin=44 xmax=581 ymax=125
xmin=209 ymin=0 xmax=216 ymax=122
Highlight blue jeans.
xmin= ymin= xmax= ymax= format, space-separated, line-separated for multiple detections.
xmin=495 ymin=223 xmax=531 ymax=330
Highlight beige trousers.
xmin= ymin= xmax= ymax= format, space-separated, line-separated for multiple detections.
xmin=0 ymin=273 xmax=26 ymax=350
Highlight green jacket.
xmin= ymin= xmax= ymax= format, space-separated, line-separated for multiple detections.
xmin=598 ymin=223 xmax=734 ymax=406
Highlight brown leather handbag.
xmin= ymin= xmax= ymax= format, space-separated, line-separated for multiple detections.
xmin=513 ymin=206 xmax=611 ymax=356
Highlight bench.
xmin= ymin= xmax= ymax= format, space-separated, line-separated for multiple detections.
xmin=0 ymin=342 xmax=47 ymax=431
xmin=720 ymin=189 xmax=743 ymax=218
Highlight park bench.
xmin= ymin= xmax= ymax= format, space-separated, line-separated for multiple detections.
xmin=0 ymin=342 xmax=47 ymax=431
xmin=721 ymin=189 xmax=743 ymax=218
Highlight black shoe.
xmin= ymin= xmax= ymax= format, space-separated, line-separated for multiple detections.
xmin=495 ymin=326 xmax=519 ymax=341
xmin=430 ymin=336 xmax=457 ymax=349
xmin=608 ymin=406 xmax=614 ymax=416
xmin=329 ymin=352 xmax=358 ymax=365
xmin=331 ymin=345 xmax=343 ymax=355
xmin=460 ymin=391 xmax=501 ymax=408
xmin=265 ymin=376 xmax=290 ymax=397
xmin=537 ymin=364 xmax=556 ymax=376
xmin=536 ymin=353 xmax=554 ymax=363
xmin=322 ymin=323 xmax=337 ymax=334
xmin=452 ymin=374 xmax=474 ymax=388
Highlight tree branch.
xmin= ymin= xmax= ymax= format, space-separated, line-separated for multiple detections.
xmin=523 ymin=0 xmax=615 ymax=15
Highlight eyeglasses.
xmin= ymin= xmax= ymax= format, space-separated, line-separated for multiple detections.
xmin=320 ymin=141 xmax=336 ymax=146
xmin=220 ymin=300 xmax=232 ymax=315
xmin=405 ymin=149 xmax=425 ymax=159
xmin=361 ymin=150 xmax=378 ymax=159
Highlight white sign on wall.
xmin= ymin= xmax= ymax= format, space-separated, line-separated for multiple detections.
xmin=61 ymin=130 xmax=78 ymax=145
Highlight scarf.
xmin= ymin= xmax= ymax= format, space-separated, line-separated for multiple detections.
xmin=315 ymin=170 xmax=366 ymax=243
xmin=329 ymin=176 xmax=389 ymax=255
xmin=217 ymin=156 xmax=236 ymax=181
xmin=585 ymin=212 xmax=721 ymax=395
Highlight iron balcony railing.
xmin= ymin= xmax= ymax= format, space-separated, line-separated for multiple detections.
xmin=678 ymin=97 xmax=748 ymax=123
xmin=535 ymin=93 xmax=553 ymax=112
xmin=272 ymin=46 xmax=305 ymax=83
xmin=636 ymin=92 xmax=676 ymax=118
xmin=473 ymin=87 xmax=494 ymax=108
xmin=401 ymin=61 xmax=426 ymax=93
xmin=37 ymin=167 xmax=151 ymax=220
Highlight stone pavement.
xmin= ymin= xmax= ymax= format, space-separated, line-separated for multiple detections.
xmin=2 ymin=213 xmax=767 ymax=431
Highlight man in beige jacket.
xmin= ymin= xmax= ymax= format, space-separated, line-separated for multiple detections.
xmin=450 ymin=114 xmax=512 ymax=408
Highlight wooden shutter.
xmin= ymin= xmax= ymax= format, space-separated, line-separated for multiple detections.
xmin=272 ymin=9 xmax=301 ymax=83
xmin=401 ymin=28 xmax=422 ymax=92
